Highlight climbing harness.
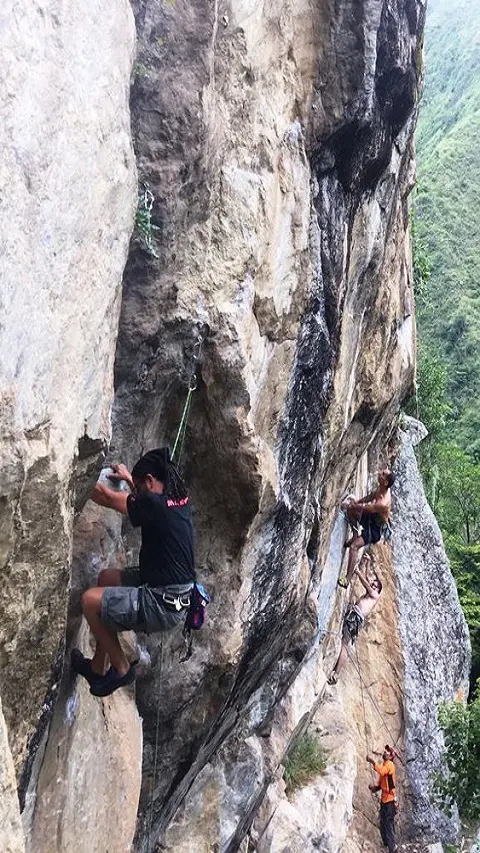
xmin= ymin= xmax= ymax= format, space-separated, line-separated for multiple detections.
xmin=171 ymin=333 xmax=203 ymax=466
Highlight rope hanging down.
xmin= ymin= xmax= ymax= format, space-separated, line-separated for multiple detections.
xmin=171 ymin=334 xmax=203 ymax=465
xmin=147 ymin=635 xmax=164 ymax=852
xmin=346 ymin=645 xmax=403 ymax=760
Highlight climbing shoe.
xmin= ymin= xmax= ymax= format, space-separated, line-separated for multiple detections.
xmin=71 ymin=649 xmax=105 ymax=687
xmin=327 ymin=672 xmax=338 ymax=685
xmin=337 ymin=577 xmax=348 ymax=589
xmin=89 ymin=665 xmax=136 ymax=697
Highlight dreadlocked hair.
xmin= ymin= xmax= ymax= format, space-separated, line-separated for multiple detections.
xmin=131 ymin=447 xmax=188 ymax=500
xmin=163 ymin=457 xmax=188 ymax=501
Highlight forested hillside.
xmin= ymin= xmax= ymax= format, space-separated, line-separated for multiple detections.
xmin=414 ymin=0 xmax=480 ymax=683
xmin=416 ymin=0 xmax=480 ymax=454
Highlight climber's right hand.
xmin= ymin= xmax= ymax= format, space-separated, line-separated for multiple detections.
xmin=109 ymin=463 xmax=131 ymax=482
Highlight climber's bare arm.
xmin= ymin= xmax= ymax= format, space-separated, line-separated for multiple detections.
xmin=91 ymin=484 xmax=128 ymax=514
xmin=354 ymin=566 xmax=380 ymax=599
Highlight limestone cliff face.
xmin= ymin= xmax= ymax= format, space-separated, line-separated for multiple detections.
xmin=0 ymin=699 xmax=24 ymax=853
xmin=392 ymin=421 xmax=470 ymax=843
xmin=0 ymin=1 xmax=471 ymax=853
xmin=247 ymin=423 xmax=469 ymax=853
xmin=110 ymin=1 xmax=422 ymax=850
xmin=0 ymin=0 xmax=137 ymax=772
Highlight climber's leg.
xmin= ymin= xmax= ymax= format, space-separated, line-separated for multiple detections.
xmin=379 ymin=803 xmax=396 ymax=852
xmin=345 ymin=535 xmax=365 ymax=584
xmin=328 ymin=641 xmax=349 ymax=684
xmin=379 ymin=803 xmax=388 ymax=847
xmin=91 ymin=570 xmax=122 ymax=671
xmin=81 ymin=587 xmax=130 ymax=676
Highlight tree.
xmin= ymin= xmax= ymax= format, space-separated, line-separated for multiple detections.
xmin=436 ymin=444 xmax=480 ymax=544
xmin=433 ymin=687 xmax=480 ymax=821
xmin=450 ymin=545 xmax=480 ymax=680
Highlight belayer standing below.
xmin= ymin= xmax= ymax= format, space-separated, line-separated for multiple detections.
xmin=328 ymin=553 xmax=381 ymax=685
xmin=366 ymin=746 xmax=398 ymax=853
xmin=71 ymin=448 xmax=196 ymax=697
xmin=339 ymin=468 xmax=395 ymax=587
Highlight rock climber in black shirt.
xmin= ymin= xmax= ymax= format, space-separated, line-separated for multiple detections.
xmin=71 ymin=448 xmax=196 ymax=697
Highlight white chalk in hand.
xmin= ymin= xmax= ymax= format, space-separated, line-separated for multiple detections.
xmin=97 ymin=467 xmax=128 ymax=492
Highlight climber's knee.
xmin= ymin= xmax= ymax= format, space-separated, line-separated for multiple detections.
xmin=350 ymin=535 xmax=364 ymax=552
xmin=81 ymin=586 xmax=103 ymax=616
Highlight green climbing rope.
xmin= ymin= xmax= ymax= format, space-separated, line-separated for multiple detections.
xmin=171 ymin=334 xmax=203 ymax=466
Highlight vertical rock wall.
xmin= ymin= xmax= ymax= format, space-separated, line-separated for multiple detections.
xmin=100 ymin=1 xmax=425 ymax=850
xmin=242 ymin=430 xmax=468 ymax=853
xmin=392 ymin=421 xmax=470 ymax=843
xmin=0 ymin=699 xmax=25 ymax=853
xmin=1 ymin=1 xmax=470 ymax=853
xmin=0 ymin=0 xmax=137 ymax=785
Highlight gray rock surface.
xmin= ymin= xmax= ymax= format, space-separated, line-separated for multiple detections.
xmin=1 ymin=2 xmax=470 ymax=853
xmin=23 ymin=626 xmax=142 ymax=853
xmin=253 ymin=695 xmax=356 ymax=853
xmin=0 ymin=698 xmax=25 ymax=853
xmin=0 ymin=0 xmax=136 ymax=771
xmin=103 ymin=1 xmax=423 ymax=849
xmin=392 ymin=426 xmax=470 ymax=842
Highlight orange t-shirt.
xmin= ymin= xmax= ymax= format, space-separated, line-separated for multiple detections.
xmin=374 ymin=759 xmax=396 ymax=803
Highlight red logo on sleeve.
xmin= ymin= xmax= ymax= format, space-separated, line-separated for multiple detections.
xmin=166 ymin=497 xmax=189 ymax=507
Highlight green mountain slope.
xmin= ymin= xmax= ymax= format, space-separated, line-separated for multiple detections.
xmin=415 ymin=0 xmax=480 ymax=454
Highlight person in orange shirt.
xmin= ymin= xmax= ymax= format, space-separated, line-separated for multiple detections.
xmin=366 ymin=745 xmax=398 ymax=853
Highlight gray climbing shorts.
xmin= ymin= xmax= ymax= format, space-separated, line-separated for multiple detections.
xmin=100 ymin=568 xmax=193 ymax=634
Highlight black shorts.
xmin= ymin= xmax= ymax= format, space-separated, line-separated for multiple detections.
xmin=100 ymin=568 xmax=193 ymax=634
xmin=359 ymin=512 xmax=382 ymax=545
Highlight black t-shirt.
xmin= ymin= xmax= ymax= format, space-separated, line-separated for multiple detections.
xmin=126 ymin=492 xmax=196 ymax=587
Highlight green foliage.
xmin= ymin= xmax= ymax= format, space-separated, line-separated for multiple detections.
xmin=415 ymin=0 xmax=480 ymax=456
xmin=435 ymin=444 xmax=480 ymax=545
xmin=410 ymin=1 xmax=480 ymax=675
xmin=404 ymin=339 xmax=450 ymax=506
xmin=283 ymin=733 xmax=327 ymax=794
xmin=432 ymin=689 xmax=480 ymax=820
xmin=133 ymin=62 xmax=150 ymax=79
xmin=135 ymin=184 xmax=160 ymax=258
xmin=411 ymin=206 xmax=432 ymax=313
xmin=450 ymin=545 xmax=480 ymax=674
xmin=407 ymin=214 xmax=480 ymax=667
xmin=412 ymin=344 xmax=450 ymax=439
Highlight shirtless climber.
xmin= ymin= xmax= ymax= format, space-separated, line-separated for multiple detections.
xmin=71 ymin=448 xmax=196 ymax=697
xmin=328 ymin=553 xmax=381 ymax=685
xmin=338 ymin=468 xmax=395 ymax=588
xmin=366 ymin=745 xmax=398 ymax=853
